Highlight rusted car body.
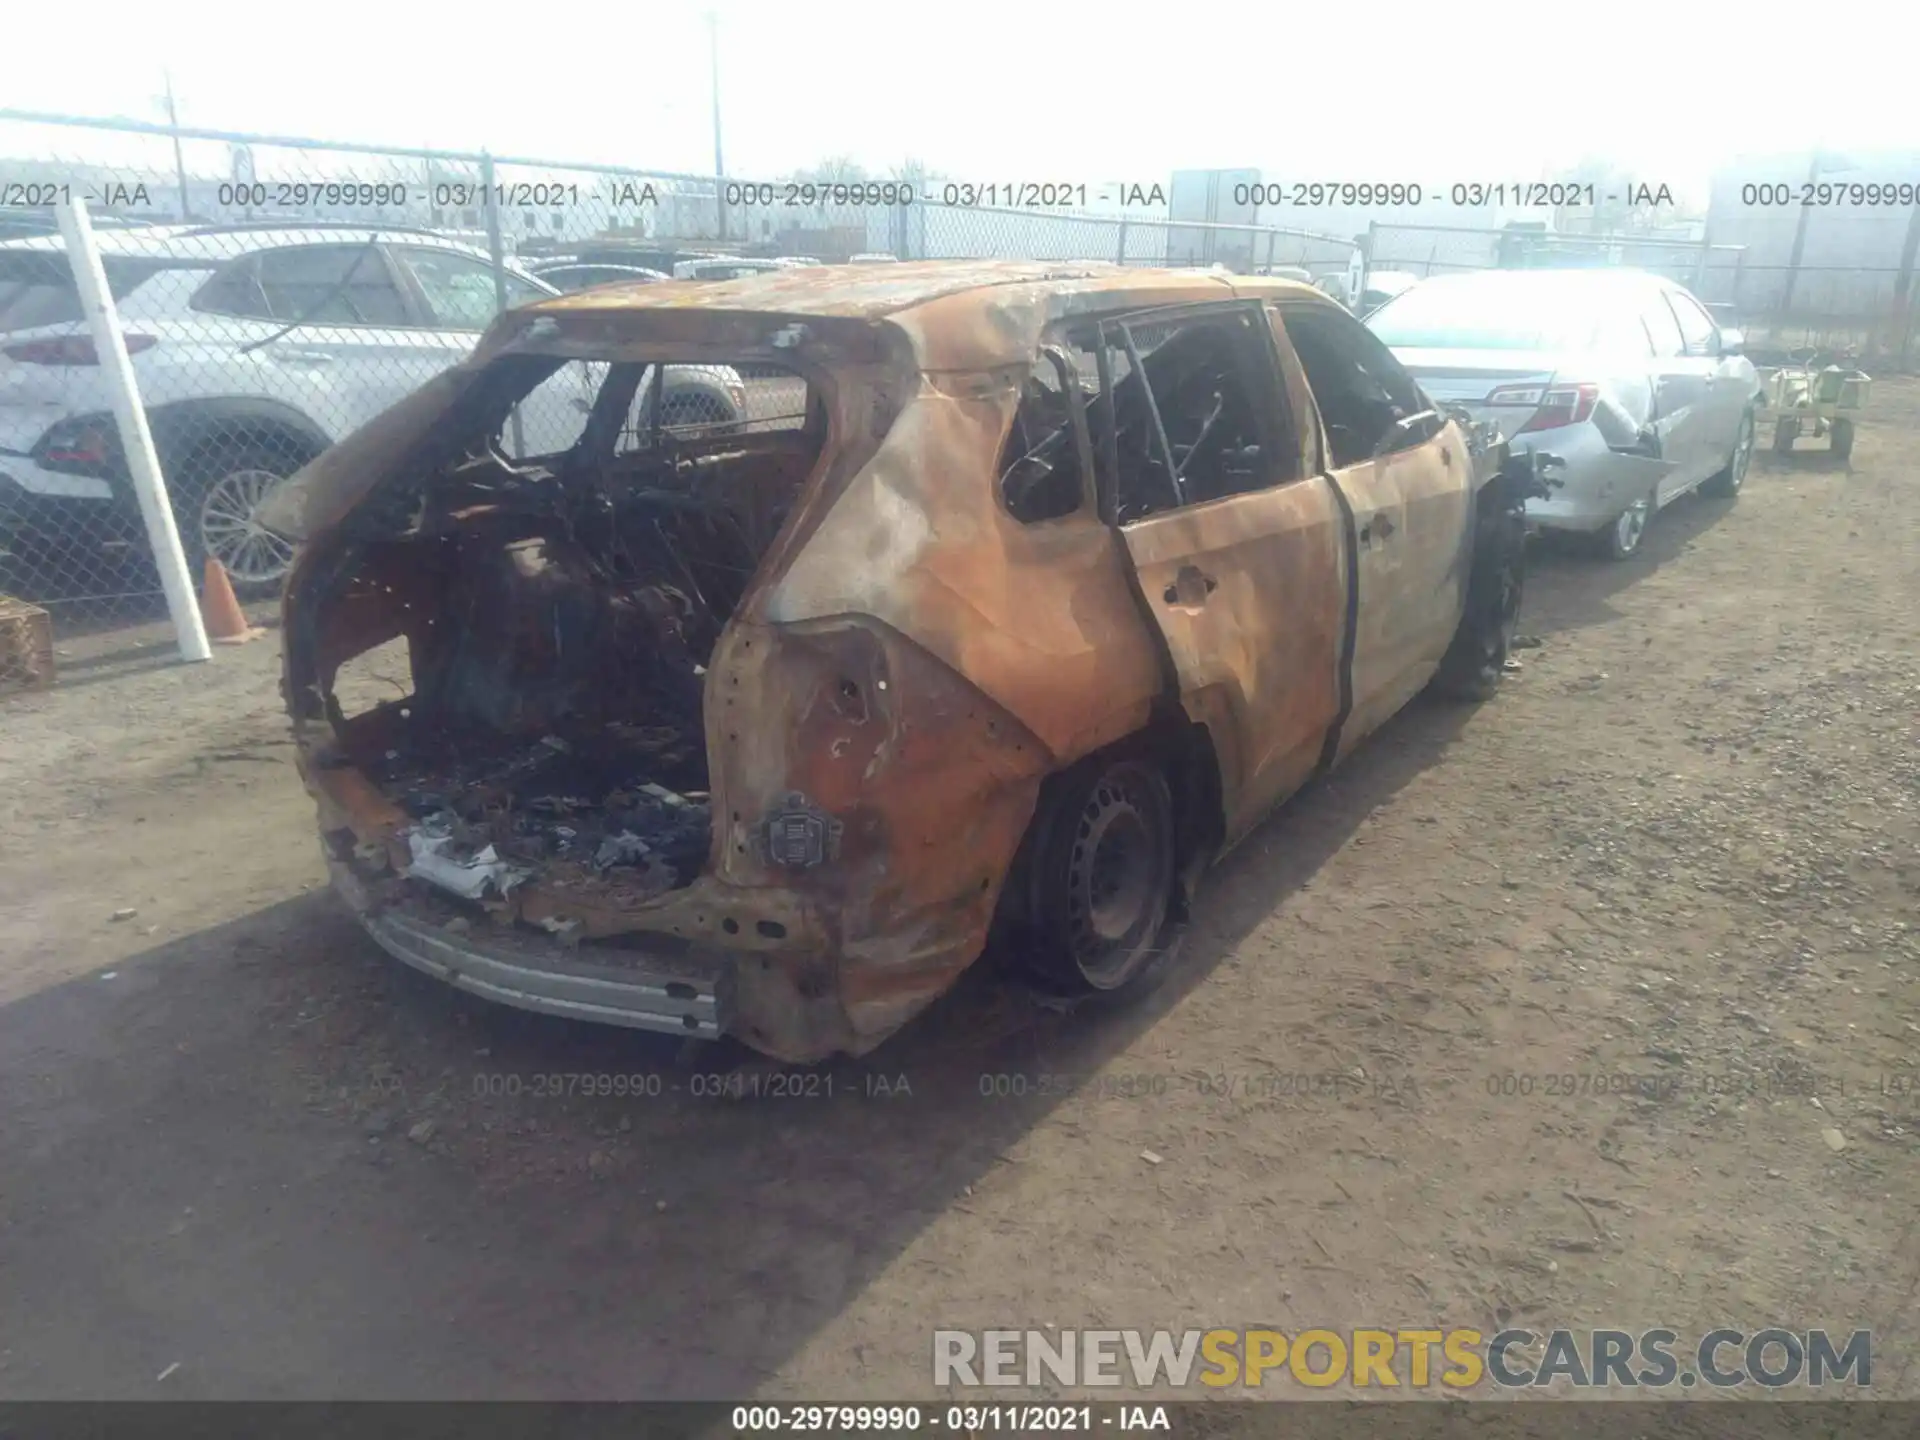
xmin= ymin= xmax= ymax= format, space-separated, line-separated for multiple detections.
xmin=263 ymin=261 xmax=1532 ymax=1063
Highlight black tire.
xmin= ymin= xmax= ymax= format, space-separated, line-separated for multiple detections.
xmin=1014 ymin=753 xmax=1176 ymax=995
xmin=167 ymin=437 xmax=311 ymax=596
xmin=1773 ymin=416 xmax=1798 ymax=455
xmin=1831 ymin=417 xmax=1855 ymax=461
xmin=661 ymin=388 xmax=735 ymax=433
xmin=1702 ymin=409 xmax=1754 ymax=498
xmin=1433 ymin=490 xmax=1526 ymax=702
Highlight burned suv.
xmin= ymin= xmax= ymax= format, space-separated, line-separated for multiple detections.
xmin=264 ymin=261 xmax=1542 ymax=1064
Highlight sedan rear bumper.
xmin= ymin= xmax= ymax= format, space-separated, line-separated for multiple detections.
xmin=1511 ymin=427 xmax=1673 ymax=534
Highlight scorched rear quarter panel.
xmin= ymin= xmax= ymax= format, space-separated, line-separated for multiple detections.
xmin=757 ymin=375 xmax=1163 ymax=765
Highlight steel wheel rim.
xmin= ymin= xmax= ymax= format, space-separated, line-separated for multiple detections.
xmin=1065 ymin=774 xmax=1162 ymax=987
xmin=1615 ymin=500 xmax=1648 ymax=554
xmin=199 ymin=468 xmax=295 ymax=584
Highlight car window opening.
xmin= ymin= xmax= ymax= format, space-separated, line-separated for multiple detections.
xmin=1070 ymin=311 xmax=1288 ymax=526
xmin=1283 ymin=307 xmax=1430 ymax=467
xmin=997 ymin=352 xmax=1090 ymax=524
xmin=306 ymin=352 xmax=828 ymax=909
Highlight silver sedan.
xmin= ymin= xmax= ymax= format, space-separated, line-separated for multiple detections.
xmin=1368 ymin=268 xmax=1760 ymax=558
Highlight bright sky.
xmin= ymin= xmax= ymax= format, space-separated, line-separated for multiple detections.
xmin=8 ymin=0 xmax=1916 ymax=204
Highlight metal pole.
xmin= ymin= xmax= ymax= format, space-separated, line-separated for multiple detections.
xmin=1780 ymin=150 xmax=1822 ymax=319
xmin=1116 ymin=217 xmax=1128 ymax=266
xmin=57 ymin=197 xmax=209 ymax=662
xmin=708 ymin=10 xmax=728 ymax=242
xmin=163 ymin=71 xmax=192 ymax=222
xmin=1886 ymin=200 xmax=1920 ymax=362
xmin=479 ymin=152 xmax=527 ymax=458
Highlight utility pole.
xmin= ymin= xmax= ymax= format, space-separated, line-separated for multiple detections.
xmin=162 ymin=70 xmax=192 ymax=223
xmin=1780 ymin=148 xmax=1825 ymax=320
xmin=1890 ymin=198 xmax=1920 ymax=363
xmin=708 ymin=10 xmax=728 ymax=241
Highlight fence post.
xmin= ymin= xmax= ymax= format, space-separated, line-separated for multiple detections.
xmin=1889 ymin=201 xmax=1920 ymax=365
xmin=1116 ymin=218 xmax=1128 ymax=266
xmin=479 ymin=151 xmax=527 ymax=457
xmin=56 ymin=197 xmax=209 ymax=663
xmin=1266 ymin=230 xmax=1276 ymax=272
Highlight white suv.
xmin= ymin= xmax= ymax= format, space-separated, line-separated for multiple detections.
xmin=0 ymin=225 xmax=747 ymax=593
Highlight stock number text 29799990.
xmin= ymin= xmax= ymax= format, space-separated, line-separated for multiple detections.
xmin=216 ymin=181 xmax=415 ymax=209
xmin=1742 ymin=181 xmax=1920 ymax=206
xmin=1233 ymin=182 xmax=1423 ymax=207
xmin=725 ymin=181 xmax=915 ymax=207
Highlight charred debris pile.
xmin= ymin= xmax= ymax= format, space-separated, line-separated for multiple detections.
xmin=372 ymin=719 xmax=714 ymax=907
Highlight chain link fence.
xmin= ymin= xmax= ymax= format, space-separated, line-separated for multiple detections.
xmin=5 ymin=108 xmax=1916 ymax=661
xmin=0 ymin=112 xmax=1372 ymax=651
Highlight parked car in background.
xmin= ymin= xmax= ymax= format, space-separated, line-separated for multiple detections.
xmin=522 ymin=258 xmax=670 ymax=291
xmin=671 ymin=256 xmax=806 ymax=281
xmin=1368 ymin=267 xmax=1760 ymax=559
xmin=848 ymin=252 xmax=898 ymax=263
xmin=263 ymin=260 xmax=1546 ymax=1062
xmin=0 ymin=226 xmax=745 ymax=594
xmin=1355 ymin=269 xmax=1420 ymax=316
xmin=0 ymin=208 xmax=160 ymax=244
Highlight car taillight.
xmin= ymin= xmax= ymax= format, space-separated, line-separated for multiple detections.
xmin=43 ymin=421 xmax=116 ymax=465
xmin=3 ymin=334 xmax=157 ymax=365
xmin=1485 ymin=381 xmax=1599 ymax=433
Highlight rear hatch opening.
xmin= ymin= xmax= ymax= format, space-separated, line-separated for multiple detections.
xmin=288 ymin=346 xmax=831 ymax=933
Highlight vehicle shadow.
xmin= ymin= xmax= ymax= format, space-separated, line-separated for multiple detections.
xmin=1754 ymin=448 xmax=1852 ymax=476
xmin=1519 ymin=489 xmax=1739 ymax=643
xmin=0 ymin=696 xmax=1475 ymax=1400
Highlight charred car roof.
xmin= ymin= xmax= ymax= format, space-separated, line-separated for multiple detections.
xmin=488 ymin=260 xmax=1342 ymax=371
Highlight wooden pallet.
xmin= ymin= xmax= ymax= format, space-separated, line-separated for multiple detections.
xmin=0 ymin=594 xmax=55 ymax=693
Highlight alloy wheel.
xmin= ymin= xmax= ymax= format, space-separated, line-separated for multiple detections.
xmin=1613 ymin=499 xmax=1649 ymax=557
xmin=1730 ymin=413 xmax=1754 ymax=489
xmin=199 ymin=468 xmax=296 ymax=586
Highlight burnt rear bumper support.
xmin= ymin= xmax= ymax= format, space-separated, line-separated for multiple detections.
xmin=328 ymin=856 xmax=734 ymax=1039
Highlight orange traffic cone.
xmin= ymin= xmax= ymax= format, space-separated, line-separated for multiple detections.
xmin=202 ymin=557 xmax=263 ymax=645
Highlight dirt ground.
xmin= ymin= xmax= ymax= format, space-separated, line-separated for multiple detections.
xmin=1 ymin=384 xmax=1916 ymax=1402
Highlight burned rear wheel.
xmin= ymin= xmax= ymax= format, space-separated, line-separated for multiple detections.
xmin=1018 ymin=755 xmax=1176 ymax=993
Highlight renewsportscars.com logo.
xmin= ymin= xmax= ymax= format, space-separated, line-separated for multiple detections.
xmin=932 ymin=1328 xmax=1872 ymax=1390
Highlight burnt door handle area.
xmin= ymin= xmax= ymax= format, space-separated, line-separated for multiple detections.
xmin=1163 ymin=564 xmax=1218 ymax=606
xmin=1360 ymin=511 xmax=1396 ymax=545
